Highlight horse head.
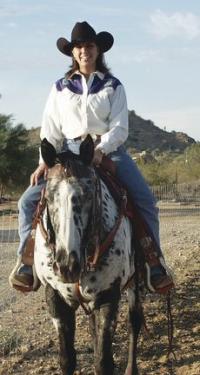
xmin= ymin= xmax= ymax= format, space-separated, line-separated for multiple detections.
xmin=41 ymin=136 xmax=96 ymax=283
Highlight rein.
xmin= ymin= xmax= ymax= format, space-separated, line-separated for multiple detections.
xmin=35 ymin=188 xmax=56 ymax=254
xmin=86 ymin=174 xmax=127 ymax=270
xmin=32 ymin=188 xmax=46 ymax=230
xmin=166 ymin=292 xmax=176 ymax=362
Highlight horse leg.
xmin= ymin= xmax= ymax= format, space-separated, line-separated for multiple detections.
xmin=93 ymin=279 xmax=120 ymax=375
xmin=125 ymin=289 xmax=143 ymax=375
xmin=45 ymin=284 xmax=76 ymax=375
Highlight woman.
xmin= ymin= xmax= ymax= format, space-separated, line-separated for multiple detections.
xmin=9 ymin=21 xmax=174 ymax=294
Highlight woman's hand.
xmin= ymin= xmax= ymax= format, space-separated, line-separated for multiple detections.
xmin=30 ymin=163 xmax=48 ymax=186
xmin=92 ymin=149 xmax=104 ymax=166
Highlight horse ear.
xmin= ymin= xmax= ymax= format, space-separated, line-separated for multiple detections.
xmin=41 ymin=138 xmax=57 ymax=167
xmin=79 ymin=135 xmax=94 ymax=165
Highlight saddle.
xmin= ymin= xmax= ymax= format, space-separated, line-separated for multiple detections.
xmin=97 ymin=157 xmax=173 ymax=293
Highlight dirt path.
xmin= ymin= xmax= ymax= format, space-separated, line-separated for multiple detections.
xmin=0 ymin=216 xmax=200 ymax=374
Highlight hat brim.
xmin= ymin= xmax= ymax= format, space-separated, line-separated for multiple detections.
xmin=97 ymin=32 xmax=114 ymax=53
xmin=57 ymin=32 xmax=114 ymax=56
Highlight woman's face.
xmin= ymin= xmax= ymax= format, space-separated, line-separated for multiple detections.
xmin=72 ymin=41 xmax=99 ymax=73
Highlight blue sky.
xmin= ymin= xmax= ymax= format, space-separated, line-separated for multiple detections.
xmin=1 ymin=0 xmax=200 ymax=141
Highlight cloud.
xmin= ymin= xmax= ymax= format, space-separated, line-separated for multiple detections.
xmin=150 ymin=10 xmax=200 ymax=40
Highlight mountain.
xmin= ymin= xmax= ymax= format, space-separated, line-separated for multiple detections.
xmin=28 ymin=110 xmax=196 ymax=153
xmin=125 ymin=111 xmax=196 ymax=153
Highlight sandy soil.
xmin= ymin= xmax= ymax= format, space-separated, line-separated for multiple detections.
xmin=0 ymin=215 xmax=200 ymax=375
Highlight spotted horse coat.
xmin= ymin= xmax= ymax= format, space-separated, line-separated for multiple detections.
xmin=34 ymin=136 xmax=143 ymax=375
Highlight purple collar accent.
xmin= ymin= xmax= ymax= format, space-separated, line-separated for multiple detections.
xmin=56 ymin=73 xmax=121 ymax=95
xmin=56 ymin=75 xmax=83 ymax=94
xmin=69 ymin=74 xmax=83 ymax=94
xmin=89 ymin=73 xmax=121 ymax=94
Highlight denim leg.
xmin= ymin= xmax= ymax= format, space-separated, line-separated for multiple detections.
xmin=109 ymin=147 xmax=161 ymax=253
xmin=17 ymin=177 xmax=46 ymax=256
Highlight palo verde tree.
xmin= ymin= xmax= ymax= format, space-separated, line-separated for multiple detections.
xmin=0 ymin=114 xmax=38 ymax=197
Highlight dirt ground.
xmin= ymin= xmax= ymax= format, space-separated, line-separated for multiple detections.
xmin=0 ymin=215 xmax=200 ymax=375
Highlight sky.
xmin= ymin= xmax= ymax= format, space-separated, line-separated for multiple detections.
xmin=0 ymin=0 xmax=200 ymax=141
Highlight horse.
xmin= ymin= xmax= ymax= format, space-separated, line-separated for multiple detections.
xmin=34 ymin=135 xmax=144 ymax=375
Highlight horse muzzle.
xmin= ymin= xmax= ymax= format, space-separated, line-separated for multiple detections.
xmin=53 ymin=250 xmax=81 ymax=283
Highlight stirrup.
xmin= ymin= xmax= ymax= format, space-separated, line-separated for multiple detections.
xmin=145 ymin=261 xmax=175 ymax=294
xmin=151 ymin=274 xmax=175 ymax=294
xmin=9 ymin=257 xmax=40 ymax=293
xmin=9 ymin=256 xmax=22 ymax=287
xmin=12 ymin=283 xmax=34 ymax=293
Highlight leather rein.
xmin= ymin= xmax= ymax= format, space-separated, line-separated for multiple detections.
xmin=85 ymin=172 xmax=128 ymax=270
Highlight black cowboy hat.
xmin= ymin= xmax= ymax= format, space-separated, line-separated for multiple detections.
xmin=57 ymin=21 xmax=114 ymax=56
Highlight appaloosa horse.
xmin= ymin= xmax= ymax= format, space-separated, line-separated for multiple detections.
xmin=34 ymin=136 xmax=143 ymax=375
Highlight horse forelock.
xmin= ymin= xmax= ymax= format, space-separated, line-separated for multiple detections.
xmin=47 ymin=159 xmax=94 ymax=184
xmin=46 ymin=161 xmax=95 ymax=248
xmin=65 ymin=159 xmax=93 ymax=179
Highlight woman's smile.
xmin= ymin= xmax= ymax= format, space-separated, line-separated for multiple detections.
xmin=72 ymin=42 xmax=99 ymax=73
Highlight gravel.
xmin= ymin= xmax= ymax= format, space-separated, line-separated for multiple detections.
xmin=1 ymin=215 xmax=200 ymax=375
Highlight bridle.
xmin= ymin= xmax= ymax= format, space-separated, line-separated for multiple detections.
xmin=39 ymin=165 xmax=126 ymax=271
xmin=37 ymin=163 xmax=126 ymax=312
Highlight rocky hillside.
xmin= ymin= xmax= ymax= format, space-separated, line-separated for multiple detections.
xmin=28 ymin=111 xmax=196 ymax=153
xmin=125 ymin=110 xmax=196 ymax=152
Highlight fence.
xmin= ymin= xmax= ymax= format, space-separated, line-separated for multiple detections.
xmin=151 ymin=181 xmax=200 ymax=203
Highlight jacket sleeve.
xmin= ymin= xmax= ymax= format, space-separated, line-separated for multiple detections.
xmin=39 ymin=84 xmax=63 ymax=163
xmin=96 ymin=83 xmax=128 ymax=155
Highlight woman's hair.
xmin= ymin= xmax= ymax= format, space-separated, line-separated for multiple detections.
xmin=65 ymin=53 xmax=111 ymax=78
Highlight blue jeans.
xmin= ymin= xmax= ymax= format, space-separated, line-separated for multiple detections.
xmin=110 ymin=147 xmax=161 ymax=254
xmin=17 ymin=178 xmax=46 ymax=256
xmin=17 ymin=146 xmax=161 ymax=256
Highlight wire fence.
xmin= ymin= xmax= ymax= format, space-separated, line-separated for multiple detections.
xmin=0 ymin=183 xmax=200 ymax=364
xmin=152 ymin=181 xmax=200 ymax=204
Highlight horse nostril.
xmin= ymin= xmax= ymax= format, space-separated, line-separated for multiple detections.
xmin=68 ymin=252 xmax=81 ymax=276
xmin=53 ymin=261 xmax=59 ymax=273
xmin=72 ymin=261 xmax=81 ymax=276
